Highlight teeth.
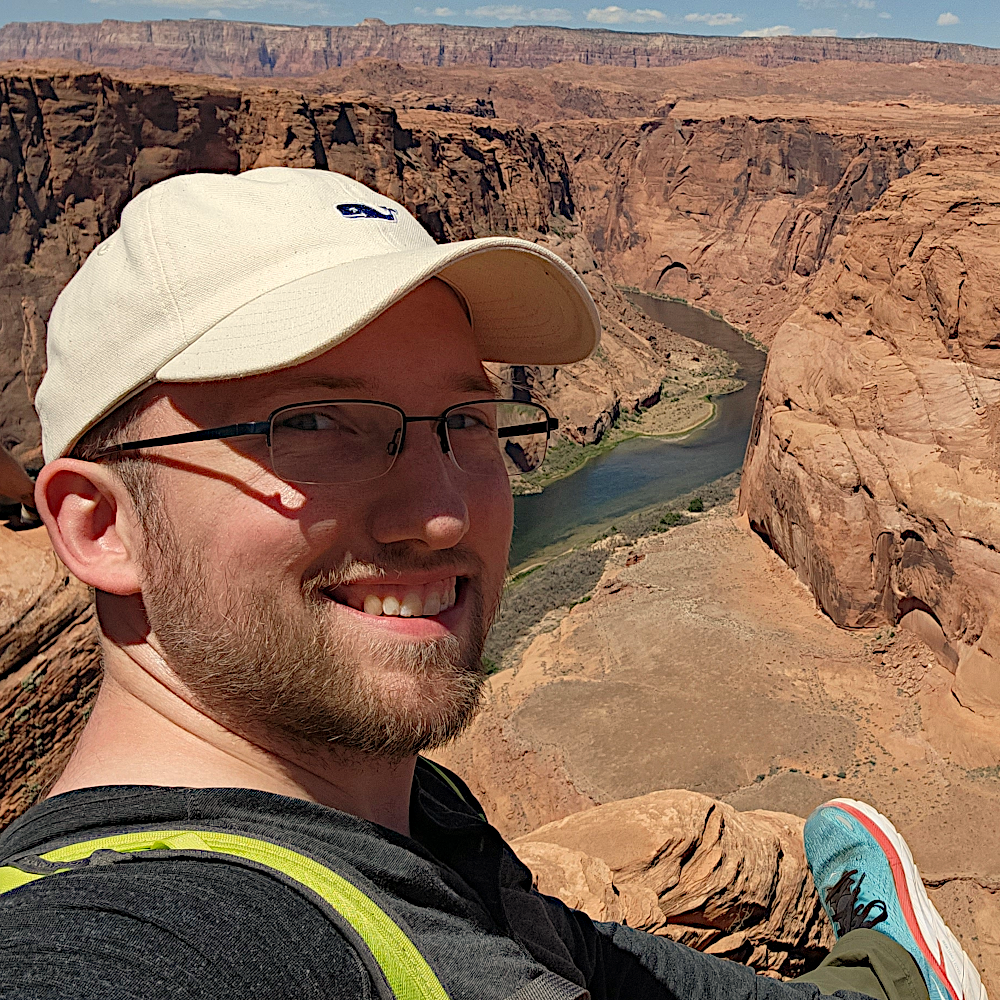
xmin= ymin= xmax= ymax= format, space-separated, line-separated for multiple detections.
xmin=400 ymin=592 xmax=423 ymax=617
xmin=354 ymin=580 xmax=458 ymax=617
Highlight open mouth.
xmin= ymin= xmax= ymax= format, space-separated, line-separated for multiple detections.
xmin=326 ymin=576 xmax=462 ymax=619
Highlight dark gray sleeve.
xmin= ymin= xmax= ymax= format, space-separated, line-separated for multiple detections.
xmin=0 ymin=859 xmax=374 ymax=1000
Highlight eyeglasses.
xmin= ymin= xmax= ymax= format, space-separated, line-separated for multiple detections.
xmin=92 ymin=398 xmax=559 ymax=485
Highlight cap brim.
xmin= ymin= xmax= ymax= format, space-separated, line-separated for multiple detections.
xmin=156 ymin=237 xmax=601 ymax=382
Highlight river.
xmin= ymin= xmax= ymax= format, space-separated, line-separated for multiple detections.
xmin=508 ymin=294 xmax=767 ymax=568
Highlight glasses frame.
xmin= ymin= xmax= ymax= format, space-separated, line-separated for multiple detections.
xmin=90 ymin=397 xmax=560 ymax=484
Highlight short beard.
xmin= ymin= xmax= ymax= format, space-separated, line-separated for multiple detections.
xmin=139 ymin=520 xmax=497 ymax=761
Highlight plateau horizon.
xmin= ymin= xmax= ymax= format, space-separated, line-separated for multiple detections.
xmin=0 ymin=5 xmax=995 ymax=51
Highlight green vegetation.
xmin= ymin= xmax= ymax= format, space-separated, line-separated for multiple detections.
xmin=688 ymin=497 xmax=704 ymax=513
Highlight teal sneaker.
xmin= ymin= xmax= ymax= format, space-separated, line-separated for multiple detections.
xmin=804 ymin=798 xmax=987 ymax=1000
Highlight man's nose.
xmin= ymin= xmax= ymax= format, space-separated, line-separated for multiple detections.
xmin=369 ymin=422 xmax=471 ymax=549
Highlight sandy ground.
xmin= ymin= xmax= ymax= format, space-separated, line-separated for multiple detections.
xmin=437 ymin=502 xmax=1000 ymax=991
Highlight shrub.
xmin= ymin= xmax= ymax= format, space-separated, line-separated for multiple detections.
xmin=688 ymin=497 xmax=704 ymax=513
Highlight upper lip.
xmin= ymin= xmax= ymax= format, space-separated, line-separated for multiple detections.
xmin=330 ymin=568 xmax=470 ymax=589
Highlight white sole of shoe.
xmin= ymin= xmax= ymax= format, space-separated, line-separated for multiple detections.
xmin=827 ymin=799 xmax=988 ymax=1000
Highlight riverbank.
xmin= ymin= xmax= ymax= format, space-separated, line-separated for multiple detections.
xmin=617 ymin=286 xmax=769 ymax=354
xmin=514 ymin=372 xmax=744 ymax=496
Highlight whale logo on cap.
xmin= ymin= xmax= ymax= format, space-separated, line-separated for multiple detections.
xmin=337 ymin=203 xmax=398 ymax=222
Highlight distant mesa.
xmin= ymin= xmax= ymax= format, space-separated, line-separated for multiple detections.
xmin=1 ymin=19 xmax=999 ymax=77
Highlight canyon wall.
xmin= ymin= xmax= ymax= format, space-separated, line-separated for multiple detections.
xmin=0 ymin=66 xmax=717 ymax=469
xmin=741 ymin=152 xmax=1000 ymax=717
xmin=544 ymin=106 xmax=926 ymax=342
xmin=4 ymin=20 xmax=1000 ymax=78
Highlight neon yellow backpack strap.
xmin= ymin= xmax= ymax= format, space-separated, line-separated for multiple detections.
xmin=0 ymin=829 xmax=449 ymax=1000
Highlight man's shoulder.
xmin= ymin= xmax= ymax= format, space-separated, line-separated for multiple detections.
xmin=0 ymin=854 xmax=373 ymax=999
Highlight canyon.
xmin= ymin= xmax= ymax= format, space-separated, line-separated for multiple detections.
xmin=3 ymin=36 xmax=1000 ymax=989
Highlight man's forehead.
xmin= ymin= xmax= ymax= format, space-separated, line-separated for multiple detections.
xmin=261 ymin=370 xmax=497 ymax=398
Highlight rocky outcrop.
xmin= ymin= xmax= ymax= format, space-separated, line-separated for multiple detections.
xmin=0 ymin=526 xmax=99 ymax=825
xmin=513 ymin=789 xmax=833 ymax=975
xmin=741 ymin=153 xmax=1000 ymax=717
xmin=4 ymin=20 xmax=1000 ymax=78
xmin=436 ymin=506 xmax=1000 ymax=990
xmin=0 ymin=66 xmax=718 ymax=467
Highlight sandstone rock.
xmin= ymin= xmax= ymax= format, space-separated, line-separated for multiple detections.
xmin=513 ymin=789 xmax=833 ymax=975
xmin=741 ymin=154 xmax=1000 ymax=715
xmin=0 ymin=526 xmax=99 ymax=825
xmin=4 ymin=21 xmax=1000 ymax=78
xmin=0 ymin=445 xmax=34 ymax=505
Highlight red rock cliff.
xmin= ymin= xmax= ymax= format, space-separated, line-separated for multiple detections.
xmin=741 ymin=153 xmax=1000 ymax=717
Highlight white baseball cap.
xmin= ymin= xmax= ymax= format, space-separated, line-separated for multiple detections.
xmin=35 ymin=167 xmax=601 ymax=462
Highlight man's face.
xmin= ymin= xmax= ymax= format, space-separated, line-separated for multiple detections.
xmin=129 ymin=279 xmax=514 ymax=759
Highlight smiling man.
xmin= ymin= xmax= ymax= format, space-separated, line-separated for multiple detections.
xmin=0 ymin=168 xmax=983 ymax=1000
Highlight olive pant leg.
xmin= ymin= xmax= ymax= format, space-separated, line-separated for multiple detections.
xmin=793 ymin=929 xmax=930 ymax=1000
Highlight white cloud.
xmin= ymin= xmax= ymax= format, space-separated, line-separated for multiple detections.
xmin=684 ymin=11 xmax=742 ymax=25
xmin=414 ymin=5 xmax=455 ymax=13
xmin=852 ymin=30 xmax=878 ymax=35
xmin=91 ymin=0 xmax=327 ymax=8
xmin=469 ymin=3 xmax=571 ymax=18
xmin=585 ymin=4 xmax=666 ymax=22
xmin=740 ymin=23 xmax=793 ymax=35
xmin=878 ymin=10 xmax=891 ymax=17
xmin=799 ymin=0 xmax=876 ymax=7
xmin=936 ymin=11 xmax=959 ymax=25
xmin=810 ymin=26 xmax=837 ymax=34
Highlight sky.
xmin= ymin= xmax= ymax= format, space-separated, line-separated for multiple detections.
xmin=3 ymin=0 xmax=997 ymax=50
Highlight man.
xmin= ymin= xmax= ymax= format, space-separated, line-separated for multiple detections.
xmin=0 ymin=168 xmax=984 ymax=1000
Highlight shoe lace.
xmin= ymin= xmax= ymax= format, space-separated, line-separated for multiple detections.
xmin=824 ymin=869 xmax=888 ymax=936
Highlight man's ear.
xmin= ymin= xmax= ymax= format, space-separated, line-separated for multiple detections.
xmin=34 ymin=458 xmax=144 ymax=596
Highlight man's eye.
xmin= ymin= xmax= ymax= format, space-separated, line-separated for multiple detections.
xmin=282 ymin=412 xmax=335 ymax=432
xmin=446 ymin=411 xmax=492 ymax=432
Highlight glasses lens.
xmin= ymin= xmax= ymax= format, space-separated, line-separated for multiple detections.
xmin=445 ymin=400 xmax=550 ymax=478
xmin=270 ymin=403 xmax=404 ymax=484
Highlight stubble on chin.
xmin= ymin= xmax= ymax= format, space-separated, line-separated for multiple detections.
xmin=139 ymin=526 xmax=501 ymax=760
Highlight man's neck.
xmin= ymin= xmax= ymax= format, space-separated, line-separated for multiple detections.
xmin=47 ymin=648 xmax=418 ymax=837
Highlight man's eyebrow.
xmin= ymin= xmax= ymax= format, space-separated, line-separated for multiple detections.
xmin=453 ymin=373 xmax=499 ymax=396
xmin=267 ymin=374 xmax=370 ymax=394
xmin=267 ymin=373 xmax=499 ymax=397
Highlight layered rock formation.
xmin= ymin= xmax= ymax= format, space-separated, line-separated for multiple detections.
xmin=0 ymin=66 xmax=718 ymax=468
xmin=4 ymin=20 xmax=1000 ymax=78
xmin=741 ymin=153 xmax=1000 ymax=718
xmin=513 ymin=790 xmax=833 ymax=975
